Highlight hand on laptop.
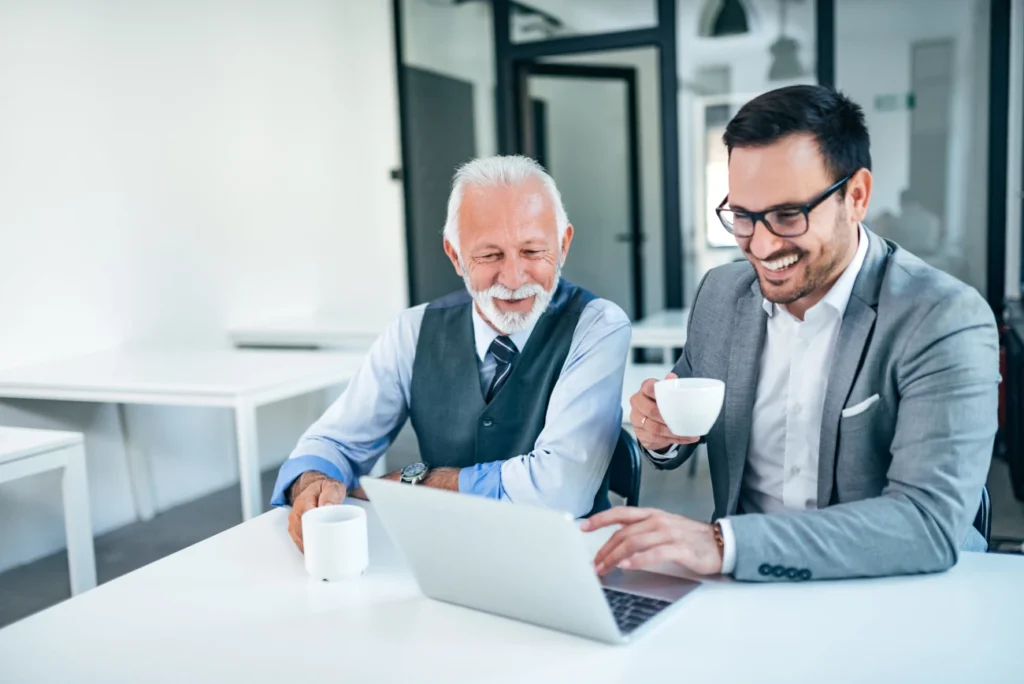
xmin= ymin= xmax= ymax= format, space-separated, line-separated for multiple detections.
xmin=582 ymin=507 xmax=722 ymax=577
xmin=629 ymin=373 xmax=700 ymax=452
xmin=287 ymin=472 xmax=347 ymax=553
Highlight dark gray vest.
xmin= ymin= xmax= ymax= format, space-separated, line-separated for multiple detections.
xmin=409 ymin=281 xmax=610 ymax=515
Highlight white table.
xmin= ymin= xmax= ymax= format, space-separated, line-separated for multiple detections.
xmin=0 ymin=350 xmax=365 ymax=521
xmin=630 ymin=309 xmax=689 ymax=361
xmin=229 ymin=313 xmax=379 ymax=350
xmin=0 ymin=427 xmax=97 ymax=595
xmin=0 ymin=502 xmax=1020 ymax=683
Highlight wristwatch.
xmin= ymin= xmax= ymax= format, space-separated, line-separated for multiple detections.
xmin=400 ymin=462 xmax=429 ymax=485
xmin=712 ymin=522 xmax=725 ymax=561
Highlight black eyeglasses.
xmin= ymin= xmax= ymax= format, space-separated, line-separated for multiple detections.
xmin=716 ymin=175 xmax=852 ymax=239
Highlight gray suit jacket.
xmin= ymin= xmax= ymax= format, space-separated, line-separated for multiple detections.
xmin=656 ymin=230 xmax=999 ymax=581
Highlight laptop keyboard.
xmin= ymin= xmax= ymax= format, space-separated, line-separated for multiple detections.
xmin=602 ymin=587 xmax=673 ymax=635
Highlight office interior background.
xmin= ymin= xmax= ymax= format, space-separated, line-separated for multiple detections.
xmin=0 ymin=0 xmax=1022 ymax=628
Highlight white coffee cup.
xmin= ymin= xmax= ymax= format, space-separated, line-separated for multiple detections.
xmin=302 ymin=504 xmax=369 ymax=581
xmin=654 ymin=377 xmax=725 ymax=437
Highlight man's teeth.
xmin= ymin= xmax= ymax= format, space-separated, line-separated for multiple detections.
xmin=761 ymin=254 xmax=801 ymax=272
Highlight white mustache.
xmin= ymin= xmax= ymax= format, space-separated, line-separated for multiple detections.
xmin=482 ymin=283 xmax=544 ymax=302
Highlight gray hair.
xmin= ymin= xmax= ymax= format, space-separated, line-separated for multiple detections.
xmin=443 ymin=155 xmax=569 ymax=256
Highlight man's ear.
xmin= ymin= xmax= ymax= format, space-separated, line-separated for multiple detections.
xmin=846 ymin=169 xmax=873 ymax=223
xmin=444 ymin=238 xmax=463 ymax=276
xmin=560 ymin=224 xmax=574 ymax=263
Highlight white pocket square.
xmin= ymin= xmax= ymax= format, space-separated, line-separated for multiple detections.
xmin=842 ymin=394 xmax=880 ymax=418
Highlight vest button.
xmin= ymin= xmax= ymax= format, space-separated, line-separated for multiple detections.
xmin=482 ymin=418 xmax=494 ymax=427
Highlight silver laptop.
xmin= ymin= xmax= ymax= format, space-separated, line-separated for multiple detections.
xmin=360 ymin=478 xmax=701 ymax=644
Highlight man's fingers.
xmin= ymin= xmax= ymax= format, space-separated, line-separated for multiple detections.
xmin=631 ymin=407 xmax=695 ymax=449
xmin=288 ymin=522 xmax=304 ymax=553
xmin=596 ymin=531 xmax=671 ymax=575
xmin=639 ymin=372 xmax=678 ymax=402
xmin=640 ymin=378 xmax=659 ymax=400
xmin=581 ymin=505 xmax=653 ymax=532
xmin=629 ymin=392 xmax=665 ymax=425
xmin=317 ymin=483 xmax=346 ymax=507
xmin=618 ymin=545 xmax=677 ymax=572
xmin=287 ymin=506 xmax=307 ymax=553
xmin=630 ymin=407 xmax=675 ymax=439
xmin=287 ymin=487 xmax=321 ymax=553
xmin=631 ymin=403 xmax=701 ymax=446
xmin=592 ymin=516 xmax=661 ymax=568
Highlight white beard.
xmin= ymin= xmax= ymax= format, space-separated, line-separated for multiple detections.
xmin=463 ymin=265 xmax=560 ymax=334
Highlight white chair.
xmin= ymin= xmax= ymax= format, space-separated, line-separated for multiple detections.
xmin=0 ymin=427 xmax=97 ymax=595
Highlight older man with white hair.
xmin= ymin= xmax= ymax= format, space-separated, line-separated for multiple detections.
xmin=272 ymin=155 xmax=631 ymax=552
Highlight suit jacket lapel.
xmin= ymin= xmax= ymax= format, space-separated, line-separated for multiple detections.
xmin=725 ymin=282 xmax=767 ymax=514
xmin=816 ymin=231 xmax=888 ymax=506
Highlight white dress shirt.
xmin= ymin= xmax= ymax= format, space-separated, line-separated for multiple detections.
xmin=270 ymin=294 xmax=631 ymax=518
xmin=716 ymin=226 xmax=870 ymax=572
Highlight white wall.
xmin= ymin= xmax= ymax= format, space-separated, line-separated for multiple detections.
xmin=835 ymin=0 xmax=991 ymax=294
xmin=0 ymin=0 xmax=406 ymax=572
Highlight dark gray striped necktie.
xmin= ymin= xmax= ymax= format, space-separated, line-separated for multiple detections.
xmin=485 ymin=335 xmax=519 ymax=403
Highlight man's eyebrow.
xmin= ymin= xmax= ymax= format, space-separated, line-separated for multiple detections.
xmin=728 ymin=199 xmax=807 ymax=213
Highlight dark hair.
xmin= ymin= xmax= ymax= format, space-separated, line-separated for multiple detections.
xmin=723 ymin=85 xmax=871 ymax=195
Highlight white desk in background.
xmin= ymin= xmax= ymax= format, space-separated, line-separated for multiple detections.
xmin=0 ymin=350 xmax=364 ymax=521
xmin=630 ymin=309 xmax=689 ymax=362
xmin=232 ymin=309 xmax=687 ymax=357
xmin=229 ymin=313 xmax=379 ymax=350
xmin=0 ymin=501 xmax=1020 ymax=684
xmin=0 ymin=427 xmax=97 ymax=595
xmin=621 ymin=363 xmax=673 ymax=424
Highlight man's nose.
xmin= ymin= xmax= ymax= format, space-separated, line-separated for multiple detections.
xmin=498 ymin=253 xmax=527 ymax=290
xmin=747 ymin=220 xmax=786 ymax=259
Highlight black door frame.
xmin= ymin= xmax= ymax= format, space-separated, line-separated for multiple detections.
xmin=391 ymin=0 xmax=418 ymax=305
xmin=494 ymin=0 xmax=684 ymax=309
xmin=987 ymin=0 xmax=1011 ymax=316
xmin=516 ymin=62 xmax=645 ymax=319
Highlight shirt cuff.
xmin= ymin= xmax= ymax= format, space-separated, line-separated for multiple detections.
xmin=458 ymin=460 xmax=504 ymax=499
xmin=717 ymin=517 xmax=737 ymax=575
xmin=641 ymin=442 xmax=680 ymax=464
xmin=269 ymin=455 xmax=354 ymax=507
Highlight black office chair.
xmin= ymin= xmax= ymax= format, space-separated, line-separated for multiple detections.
xmin=974 ymin=485 xmax=991 ymax=546
xmin=607 ymin=428 xmax=643 ymax=507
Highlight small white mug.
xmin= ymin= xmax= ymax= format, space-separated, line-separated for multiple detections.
xmin=654 ymin=377 xmax=725 ymax=437
xmin=302 ymin=504 xmax=369 ymax=581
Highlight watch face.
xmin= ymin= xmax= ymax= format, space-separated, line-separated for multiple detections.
xmin=402 ymin=462 xmax=428 ymax=480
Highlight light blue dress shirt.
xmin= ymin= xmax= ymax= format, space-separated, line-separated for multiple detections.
xmin=270 ymin=296 xmax=631 ymax=517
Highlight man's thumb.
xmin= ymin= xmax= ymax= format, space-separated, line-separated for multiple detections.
xmin=664 ymin=371 xmax=678 ymax=380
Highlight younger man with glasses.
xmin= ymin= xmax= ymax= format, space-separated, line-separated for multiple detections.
xmin=584 ymin=85 xmax=999 ymax=582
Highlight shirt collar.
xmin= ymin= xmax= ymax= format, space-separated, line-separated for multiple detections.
xmin=761 ymin=223 xmax=870 ymax=319
xmin=472 ymin=303 xmax=538 ymax=361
